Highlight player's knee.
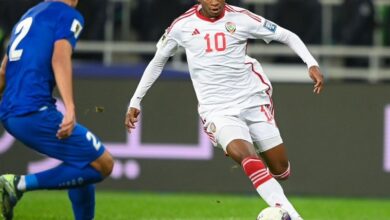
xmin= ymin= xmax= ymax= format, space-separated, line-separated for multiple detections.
xmin=91 ymin=151 xmax=114 ymax=178
xmin=226 ymin=139 xmax=257 ymax=164
xmin=270 ymin=161 xmax=290 ymax=181
xmin=101 ymin=153 xmax=114 ymax=178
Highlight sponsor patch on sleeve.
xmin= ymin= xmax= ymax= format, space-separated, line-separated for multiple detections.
xmin=71 ymin=19 xmax=83 ymax=39
xmin=157 ymin=30 xmax=168 ymax=48
xmin=263 ymin=20 xmax=277 ymax=33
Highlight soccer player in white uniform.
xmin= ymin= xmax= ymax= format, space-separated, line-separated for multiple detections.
xmin=125 ymin=0 xmax=324 ymax=219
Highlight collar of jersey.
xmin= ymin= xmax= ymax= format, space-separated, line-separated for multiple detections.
xmin=196 ymin=4 xmax=226 ymax=22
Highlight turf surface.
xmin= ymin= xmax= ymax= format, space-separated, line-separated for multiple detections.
xmin=13 ymin=191 xmax=390 ymax=220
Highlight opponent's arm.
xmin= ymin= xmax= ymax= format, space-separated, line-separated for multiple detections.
xmin=0 ymin=55 xmax=7 ymax=96
xmin=52 ymin=39 xmax=76 ymax=139
xmin=125 ymin=53 xmax=170 ymax=132
xmin=275 ymin=28 xmax=324 ymax=94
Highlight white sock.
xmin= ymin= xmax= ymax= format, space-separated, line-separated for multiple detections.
xmin=256 ymin=178 xmax=301 ymax=219
xmin=17 ymin=175 xmax=27 ymax=191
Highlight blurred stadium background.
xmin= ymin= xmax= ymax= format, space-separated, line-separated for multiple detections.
xmin=1 ymin=0 xmax=390 ymax=219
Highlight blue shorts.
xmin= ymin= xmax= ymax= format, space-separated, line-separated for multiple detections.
xmin=2 ymin=107 xmax=105 ymax=168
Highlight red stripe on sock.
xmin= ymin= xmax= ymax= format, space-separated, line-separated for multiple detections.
xmin=242 ymin=157 xmax=272 ymax=188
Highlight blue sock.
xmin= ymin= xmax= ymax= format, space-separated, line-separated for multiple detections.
xmin=25 ymin=163 xmax=103 ymax=190
xmin=68 ymin=185 xmax=95 ymax=220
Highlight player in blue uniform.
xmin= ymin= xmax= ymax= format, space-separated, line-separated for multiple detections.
xmin=0 ymin=0 xmax=114 ymax=219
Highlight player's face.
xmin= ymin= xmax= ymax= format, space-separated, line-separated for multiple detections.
xmin=198 ymin=0 xmax=225 ymax=18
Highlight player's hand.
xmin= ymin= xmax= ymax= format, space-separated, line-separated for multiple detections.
xmin=57 ymin=110 xmax=76 ymax=139
xmin=309 ymin=66 xmax=324 ymax=94
xmin=125 ymin=107 xmax=141 ymax=133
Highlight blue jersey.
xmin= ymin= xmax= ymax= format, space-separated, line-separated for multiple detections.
xmin=0 ymin=1 xmax=84 ymax=120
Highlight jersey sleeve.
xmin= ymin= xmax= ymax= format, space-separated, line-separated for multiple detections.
xmin=155 ymin=22 xmax=183 ymax=58
xmin=128 ymin=53 xmax=169 ymax=110
xmin=155 ymin=31 xmax=179 ymax=57
xmin=243 ymin=13 xmax=283 ymax=44
xmin=129 ymin=22 xmax=182 ymax=109
xmin=54 ymin=9 xmax=84 ymax=48
xmin=245 ymin=14 xmax=318 ymax=68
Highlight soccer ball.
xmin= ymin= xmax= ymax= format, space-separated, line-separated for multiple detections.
xmin=257 ymin=207 xmax=291 ymax=220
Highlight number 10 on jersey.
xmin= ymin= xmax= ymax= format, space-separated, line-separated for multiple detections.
xmin=204 ymin=32 xmax=226 ymax=53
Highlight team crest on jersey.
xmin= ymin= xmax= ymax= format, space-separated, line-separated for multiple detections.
xmin=225 ymin=22 xmax=236 ymax=34
xmin=210 ymin=123 xmax=216 ymax=133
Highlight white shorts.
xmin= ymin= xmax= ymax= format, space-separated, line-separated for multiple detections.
xmin=202 ymin=105 xmax=283 ymax=153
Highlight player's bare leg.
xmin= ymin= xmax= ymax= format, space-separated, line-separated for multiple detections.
xmin=226 ymin=139 xmax=257 ymax=163
xmin=90 ymin=150 xmax=114 ymax=177
xmin=226 ymin=139 xmax=302 ymax=219
xmin=259 ymin=143 xmax=290 ymax=180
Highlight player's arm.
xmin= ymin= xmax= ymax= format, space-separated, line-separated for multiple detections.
xmin=251 ymin=17 xmax=324 ymax=94
xmin=125 ymin=27 xmax=180 ymax=133
xmin=52 ymin=39 xmax=76 ymax=139
xmin=0 ymin=55 xmax=7 ymax=96
xmin=274 ymin=27 xmax=324 ymax=94
xmin=125 ymin=52 xmax=170 ymax=133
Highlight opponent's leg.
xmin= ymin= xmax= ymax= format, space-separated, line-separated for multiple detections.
xmin=0 ymin=151 xmax=113 ymax=220
xmin=0 ymin=104 xmax=114 ymax=220
xmin=15 ymin=151 xmax=112 ymax=191
xmin=68 ymin=185 xmax=95 ymax=220
xmin=67 ymin=151 xmax=113 ymax=220
xmin=66 ymin=151 xmax=113 ymax=220
xmin=0 ymin=175 xmax=22 ymax=220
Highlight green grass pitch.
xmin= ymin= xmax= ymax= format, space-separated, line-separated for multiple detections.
xmin=13 ymin=191 xmax=390 ymax=220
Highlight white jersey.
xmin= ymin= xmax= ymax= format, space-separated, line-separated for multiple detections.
xmin=129 ymin=4 xmax=318 ymax=118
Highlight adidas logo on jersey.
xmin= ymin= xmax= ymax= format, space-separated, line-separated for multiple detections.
xmin=192 ymin=28 xmax=200 ymax=36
